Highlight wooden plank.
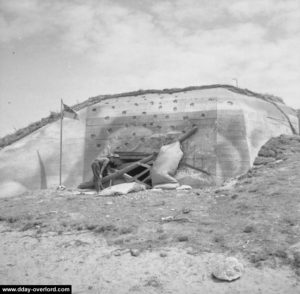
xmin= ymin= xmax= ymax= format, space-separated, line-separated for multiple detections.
xmin=138 ymin=163 xmax=152 ymax=169
xmin=122 ymin=173 xmax=134 ymax=182
xmin=117 ymin=151 xmax=152 ymax=157
xmin=122 ymin=173 xmax=151 ymax=189
xmin=134 ymin=168 xmax=150 ymax=179
xmin=101 ymin=154 xmax=156 ymax=184
xmin=115 ymin=152 xmax=152 ymax=161
xmin=142 ymin=175 xmax=151 ymax=183
xmin=118 ymin=155 xmax=150 ymax=161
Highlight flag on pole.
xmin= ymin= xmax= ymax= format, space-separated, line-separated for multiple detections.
xmin=58 ymin=100 xmax=79 ymax=188
xmin=63 ymin=103 xmax=79 ymax=120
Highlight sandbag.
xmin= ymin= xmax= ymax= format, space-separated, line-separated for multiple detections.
xmin=98 ymin=182 xmax=146 ymax=196
xmin=151 ymin=141 xmax=183 ymax=186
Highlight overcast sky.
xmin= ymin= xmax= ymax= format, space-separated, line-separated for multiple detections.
xmin=0 ymin=0 xmax=299 ymax=137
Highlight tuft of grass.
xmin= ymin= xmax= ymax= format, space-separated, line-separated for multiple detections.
xmin=283 ymin=217 xmax=296 ymax=227
xmin=20 ymin=221 xmax=43 ymax=231
xmin=85 ymin=224 xmax=97 ymax=231
xmin=243 ymin=225 xmax=255 ymax=233
xmin=158 ymin=233 xmax=168 ymax=240
xmin=249 ymin=250 xmax=269 ymax=264
xmin=144 ymin=276 xmax=163 ymax=288
xmin=213 ymin=234 xmax=225 ymax=246
xmin=177 ymin=235 xmax=189 ymax=242
xmin=119 ymin=226 xmax=135 ymax=235
xmin=94 ymin=224 xmax=118 ymax=234
xmin=0 ymin=216 xmax=19 ymax=223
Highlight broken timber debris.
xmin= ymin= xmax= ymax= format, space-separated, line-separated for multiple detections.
xmin=122 ymin=173 xmax=151 ymax=189
xmin=98 ymin=127 xmax=198 ymax=189
xmin=100 ymin=153 xmax=156 ymax=185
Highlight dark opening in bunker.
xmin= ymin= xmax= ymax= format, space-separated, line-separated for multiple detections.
xmin=116 ymin=152 xmax=153 ymax=187
xmin=127 ymin=165 xmax=152 ymax=186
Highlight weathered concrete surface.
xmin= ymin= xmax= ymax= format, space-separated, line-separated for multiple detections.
xmin=0 ymin=109 xmax=87 ymax=196
xmin=83 ymin=88 xmax=298 ymax=186
xmin=0 ymin=86 xmax=298 ymax=195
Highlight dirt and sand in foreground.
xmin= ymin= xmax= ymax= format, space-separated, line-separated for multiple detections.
xmin=1 ymin=135 xmax=300 ymax=293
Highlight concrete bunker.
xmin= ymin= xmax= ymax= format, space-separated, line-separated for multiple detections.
xmin=0 ymin=85 xmax=299 ymax=195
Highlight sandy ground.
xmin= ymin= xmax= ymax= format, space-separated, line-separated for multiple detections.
xmin=0 ymin=223 xmax=299 ymax=294
xmin=1 ymin=135 xmax=300 ymax=293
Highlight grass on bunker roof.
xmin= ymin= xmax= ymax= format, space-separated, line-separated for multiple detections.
xmin=0 ymin=135 xmax=300 ymax=273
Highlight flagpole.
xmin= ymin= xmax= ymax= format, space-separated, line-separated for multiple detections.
xmin=59 ymin=99 xmax=63 ymax=186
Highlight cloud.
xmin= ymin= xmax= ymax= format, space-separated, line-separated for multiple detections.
xmin=0 ymin=0 xmax=299 ymax=106
xmin=0 ymin=0 xmax=41 ymax=42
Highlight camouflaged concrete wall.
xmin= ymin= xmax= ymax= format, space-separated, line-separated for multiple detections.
xmin=83 ymin=88 xmax=298 ymax=186
xmin=0 ymin=87 xmax=298 ymax=196
xmin=0 ymin=109 xmax=87 ymax=194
